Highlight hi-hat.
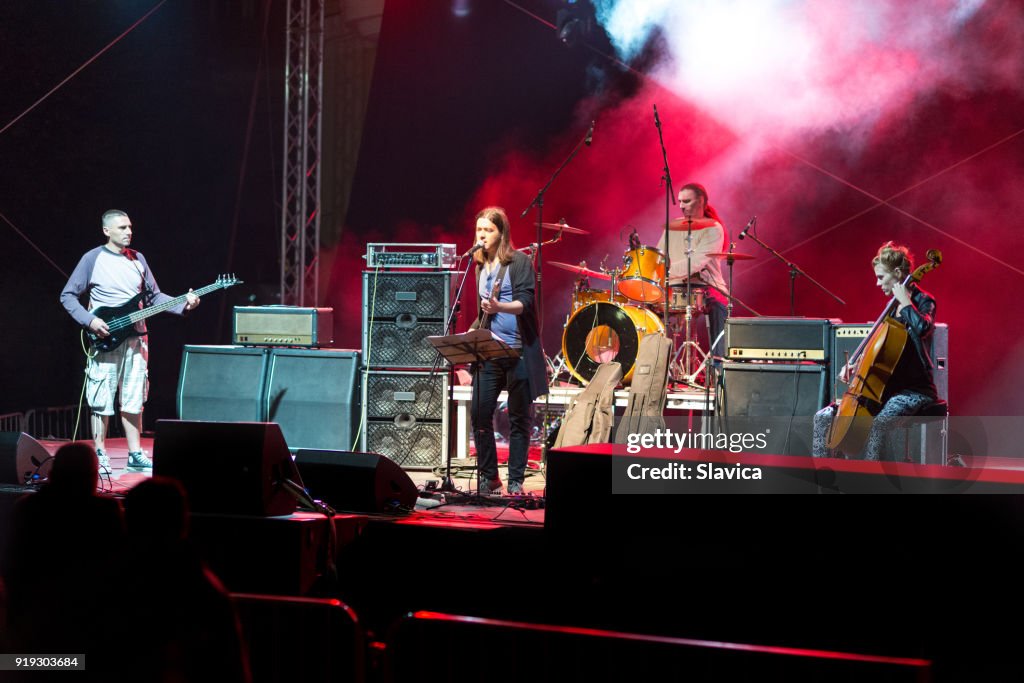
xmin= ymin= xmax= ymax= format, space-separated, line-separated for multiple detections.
xmin=549 ymin=261 xmax=611 ymax=279
xmin=667 ymin=217 xmax=719 ymax=230
xmin=541 ymin=222 xmax=589 ymax=235
xmin=705 ymin=252 xmax=756 ymax=260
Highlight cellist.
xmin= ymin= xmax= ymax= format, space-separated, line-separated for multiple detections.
xmin=812 ymin=242 xmax=939 ymax=459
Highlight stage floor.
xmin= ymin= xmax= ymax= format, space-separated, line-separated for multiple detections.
xmin=38 ymin=437 xmax=548 ymax=525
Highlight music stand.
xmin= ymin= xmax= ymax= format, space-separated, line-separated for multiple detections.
xmin=427 ymin=329 xmax=520 ymax=493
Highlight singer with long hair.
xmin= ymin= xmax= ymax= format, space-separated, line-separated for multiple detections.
xmin=468 ymin=206 xmax=547 ymax=495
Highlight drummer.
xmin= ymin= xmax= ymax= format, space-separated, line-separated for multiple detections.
xmin=656 ymin=182 xmax=729 ymax=359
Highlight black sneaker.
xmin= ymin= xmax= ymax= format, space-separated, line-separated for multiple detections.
xmin=126 ymin=451 xmax=153 ymax=472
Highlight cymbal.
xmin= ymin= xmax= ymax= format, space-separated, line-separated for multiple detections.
xmin=705 ymin=252 xmax=756 ymax=260
xmin=548 ymin=260 xmax=610 ymax=280
xmin=540 ymin=222 xmax=589 ymax=235
xmin=667 ymin=217 xmax=719 ymax=230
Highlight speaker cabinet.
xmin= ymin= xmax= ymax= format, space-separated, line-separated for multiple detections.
xmin=363 ymin=320 xmax=447 ymax=368
xmin=362 ymin=371 xmax=448 ymax=468
xmin=264 ymin=349 xmax=361 ymax=452
xmin=0 ymin=432 xmax=52 ymax=485
xmin=721 ymin=362 xmax=828 ymax=456
xmin=295 ymin=449 xmax=417 ymax=513
xmin=362 ymin=271 xmax=455 ymax=368
xmin=831 ymin=323 xmax=948 ymax=402
xmin=153 ymin=420 xmax=299 ymax=516
xmin=177 ymin=345 xmax=268 ymax=422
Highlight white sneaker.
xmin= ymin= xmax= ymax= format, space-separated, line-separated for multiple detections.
xmin=96 ymin=448 xmax=112 ymax=476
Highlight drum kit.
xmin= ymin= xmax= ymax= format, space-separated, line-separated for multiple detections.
xmin=543 ymin=221 xmax=756 ymax=388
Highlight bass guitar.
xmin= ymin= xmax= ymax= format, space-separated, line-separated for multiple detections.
xmin=86 ymin=274 xmax=242 ymax=353
xmin=826 ymin=251 xmax=942 ymax=455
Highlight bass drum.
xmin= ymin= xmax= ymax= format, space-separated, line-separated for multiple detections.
xmin=562 ymin=302 xmax=665 ymax=385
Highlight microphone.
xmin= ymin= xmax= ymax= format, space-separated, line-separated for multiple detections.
xmin=584 ymin=120 xmax=595 ymax=146
xmin=462 ymin=242 xmax=485 ymax=258
xmin=737 ymin=216 xmax=756 ymax=240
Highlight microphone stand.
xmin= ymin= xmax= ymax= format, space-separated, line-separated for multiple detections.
xmin=653 ymin=104 xmax=675 ymax=343
xmin=433 ymin=251 xmax=478 ymax=493
xmin=521 ymin=123 xmax=593 ymax=340
xmin=741 ymin=228 xmax=845 ymax=313
xmin=521 ymin=123 xmax=592 ymax=472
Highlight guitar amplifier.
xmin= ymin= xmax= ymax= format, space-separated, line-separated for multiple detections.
xmin=233 ymin=306 xmax=333 ymax=347
xmin=726 ymin=317 xmax=834 ymax=362
xmin=831 ymin=323 xmax=949 ymax=402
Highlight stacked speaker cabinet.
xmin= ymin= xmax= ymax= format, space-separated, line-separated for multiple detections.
xmin=177 ymin=345 xmax=361 ymax=452
xmin=361 ymin=270 xmax=457 ymax=469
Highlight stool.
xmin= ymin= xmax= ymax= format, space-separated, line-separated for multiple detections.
xmin=901 ymin=400 xmax=949 ymax=465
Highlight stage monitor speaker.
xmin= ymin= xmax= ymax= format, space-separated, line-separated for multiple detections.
xmin=832 ymin=323 xmax=948 ymax=403
xmin=153 ymin=420 xmax=299 ymax=516
xmin=294 ymin=449 xmax=417 ymax=513
xmin=177 ymin=345 xmax=268 ymax=422
xmin=264 ymin=349 xmax=361 ymax=452
xmin=721 ymin=362 xmax=828 ymax=456
xmin=0 ymin=432 xmax=52 ymax=485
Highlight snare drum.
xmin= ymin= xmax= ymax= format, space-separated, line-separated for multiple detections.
xmin=562 ymin=302 xmax=665 ymax=384
xmin=664 ymin=285 xmax=706 ymax=313
xmin=618 ymin=245 xmax=666 ymax=303
xmin=572 ymin=287 xmax=628 ymax=311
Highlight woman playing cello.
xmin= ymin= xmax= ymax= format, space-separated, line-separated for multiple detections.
xmin=812 ymin=242 xmax=939 ymax=460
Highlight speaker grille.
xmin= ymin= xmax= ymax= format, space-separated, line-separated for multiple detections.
xmin=265 ymin=349 xmax=361 ymax=451
xmin=365 ymin=421 xmax=445 ymax=468
xmin=177 ymin=346 xmax=268 ymax=421
xmin=364 ymin=371 xmax=446 ymax=420
xmin=363 ymin=271 xmax=453 ymax=319
xmin=364 ymin=321 xmax=445 ymax=368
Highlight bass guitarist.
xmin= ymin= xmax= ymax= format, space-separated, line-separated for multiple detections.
xmin=60 ymin=210 xmax=200 ymax=475
xmin=812 ymin=241 xmax=938 ymax=460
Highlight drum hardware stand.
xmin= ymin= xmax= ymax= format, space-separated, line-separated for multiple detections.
xmin=669 ymin=216 xmax=711 ymax=388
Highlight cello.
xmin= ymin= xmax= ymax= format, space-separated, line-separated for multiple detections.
xmin=826 ymin=249 xmax=942 ymax=455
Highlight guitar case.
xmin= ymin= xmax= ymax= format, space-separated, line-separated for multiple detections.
xmin=614 ymin=334 xmax=672 ymax=444
xmin=553 ymin=362 xmax=623 ymax=448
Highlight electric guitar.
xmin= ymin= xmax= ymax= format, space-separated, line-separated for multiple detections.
xmin=85 ymin=274 xmax=242 ymax=352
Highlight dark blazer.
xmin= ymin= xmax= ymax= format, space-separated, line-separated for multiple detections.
xmin=471 ymin=250 xmax=549 ymax=401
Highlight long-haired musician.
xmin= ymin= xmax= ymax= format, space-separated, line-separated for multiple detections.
xmin=468 ymin=206 xmax=547 ymax=495
xmin=657 ymin=182 xmax=730 ymax=359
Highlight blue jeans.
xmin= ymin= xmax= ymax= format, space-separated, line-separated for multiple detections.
xmin=471 ymin=356 xmax=530 ymax=484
